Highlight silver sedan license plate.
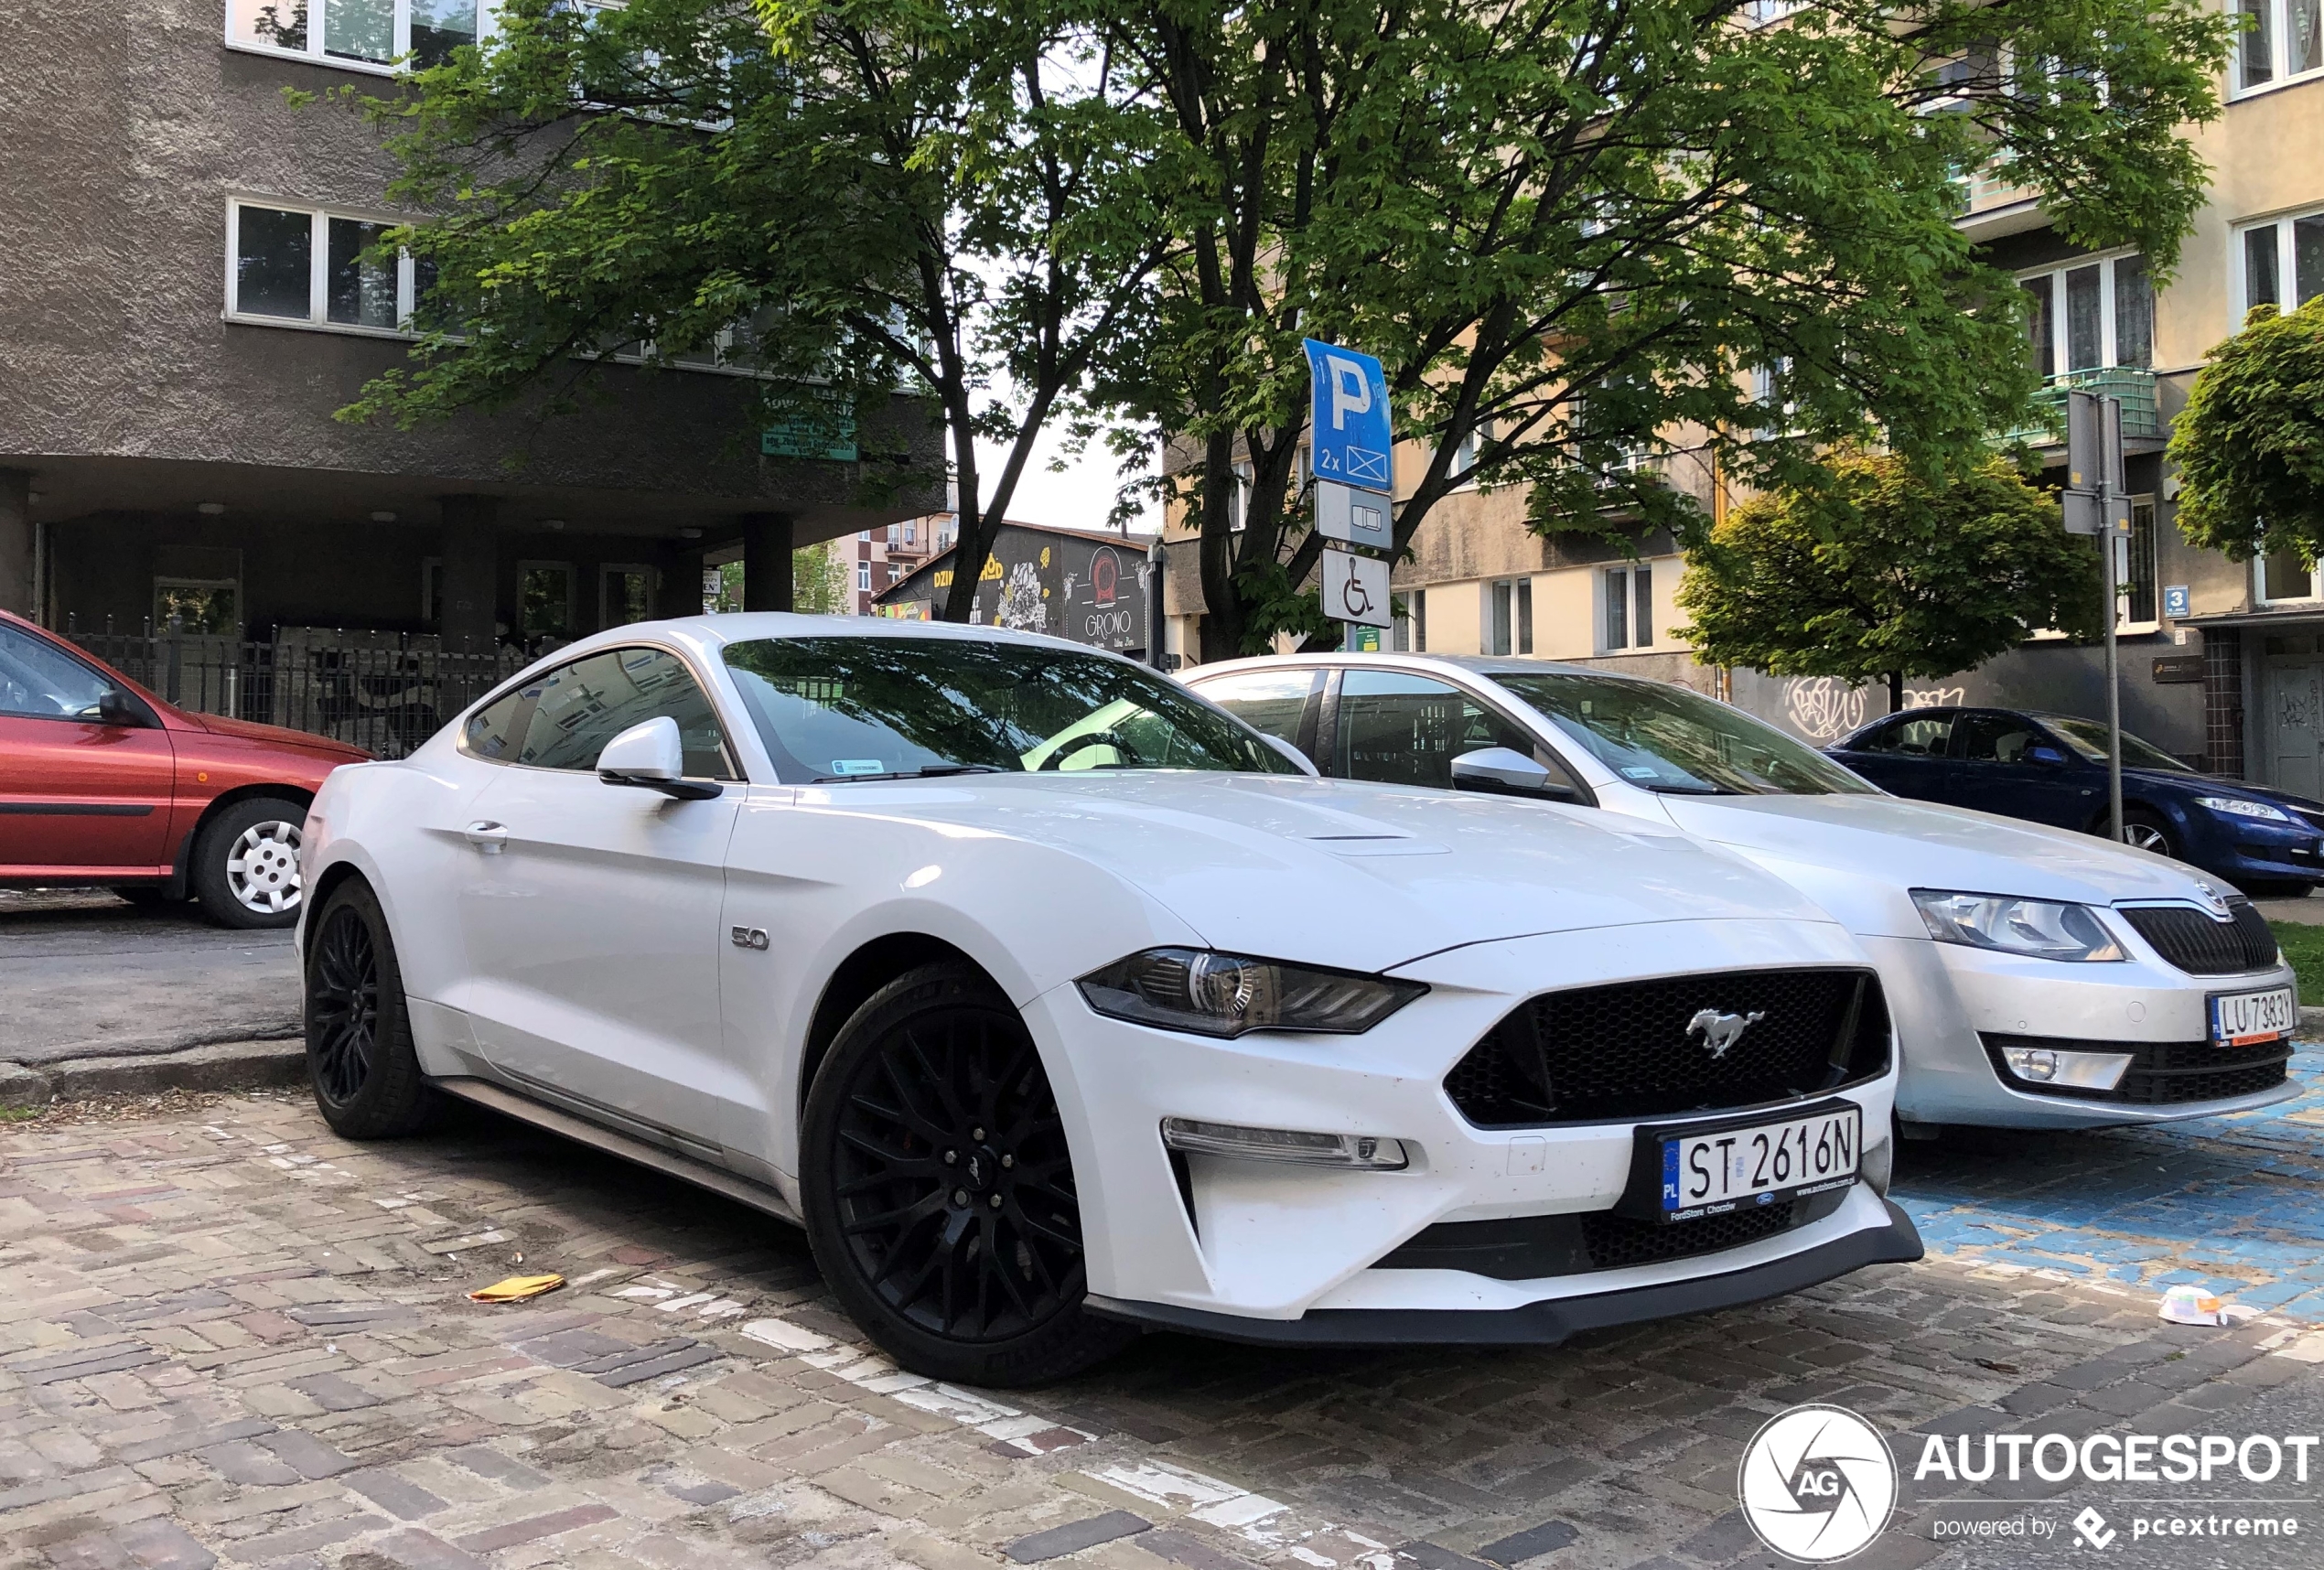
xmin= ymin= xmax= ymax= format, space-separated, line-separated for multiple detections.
xmin=1661 ymin=1104 xmax=1861 ymax=1221
xmin=2211 ymin=985 xmax=2296 ymax=1046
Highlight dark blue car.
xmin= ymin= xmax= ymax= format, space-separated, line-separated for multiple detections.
xmin=1826 ymin=706 xmax=2324 ymax=897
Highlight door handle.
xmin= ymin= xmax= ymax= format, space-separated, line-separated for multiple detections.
xmin=464 ymin=821 xmax=508 ymax=854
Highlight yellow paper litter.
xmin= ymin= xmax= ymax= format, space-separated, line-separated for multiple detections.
xmin=467 ymin=1273 xmax=565 ymax=1304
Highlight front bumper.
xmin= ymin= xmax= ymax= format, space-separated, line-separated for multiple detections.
xmin=1875 ymin=929 xmax=2302 ymax=1129
xmin=1086 ymin=1197 xmax=1922 ymax=1345
xmin=1024 ymin=918 xmax=1905 ymax=1327
xmin=2178 ymin=812 xmax=2324 ymax=887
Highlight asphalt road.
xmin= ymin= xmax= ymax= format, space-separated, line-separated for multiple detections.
xmin=0 ymin=887 xmax=299 ymax=1063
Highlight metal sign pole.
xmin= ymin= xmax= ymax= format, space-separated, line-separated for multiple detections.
xmin=2103 ymin=494 xmax=2124 ymax=844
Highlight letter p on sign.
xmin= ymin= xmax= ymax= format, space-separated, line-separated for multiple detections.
xmin=1328 ymin=355 xmax=1372 ymax=430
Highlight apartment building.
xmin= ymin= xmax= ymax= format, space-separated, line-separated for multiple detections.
xmin=0 ymin=1 xmax=931 ymax=723
xmin=1161 ymin=12 xmax=2324 ymax=788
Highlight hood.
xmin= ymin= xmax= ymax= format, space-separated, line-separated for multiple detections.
xmin=1659 ymin=793 xmax=2227 ymax=918
xmin=187 ymin=711 xmax=371 ymax=762
xmin=833 ymin=771 xmax=1838 ymax=973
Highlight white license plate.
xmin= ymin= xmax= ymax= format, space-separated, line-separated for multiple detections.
xmin=2211 ymin=985 xmax=2297 ymax=1046
xmin=1660 ymin=1106 xmax=1861 ymax=1221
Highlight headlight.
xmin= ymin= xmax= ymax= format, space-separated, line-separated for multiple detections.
xmin=1910 ymin=890 xmax=2125 ymax=962
xmin=2196 ymin=795 xmax=2295 ymax=823
xmin=1077 ymin=948 xmax=1426 ymax=1038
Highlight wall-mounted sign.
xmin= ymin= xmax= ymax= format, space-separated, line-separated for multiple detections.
xmin=2162 ymin=584 xmax=2191 ymax=618
xmin=2152 ymin=654 xmax=2204 ymax=684
xmin=761 ymin=392 xmax=857 ymax=461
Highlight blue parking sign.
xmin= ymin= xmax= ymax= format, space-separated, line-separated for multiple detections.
xmin=1303 ymin=339 xmax=1393 ymax=495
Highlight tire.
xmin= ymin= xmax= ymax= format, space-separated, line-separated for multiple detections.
xmin=2118 ymin=809 xmax=2176 ymax=860
xmin=190 ymin=796 xmax=308 ymax=930
xmin=800 ymin=962 xmax=1135 ymax=1387
xmin=303 ymin=878 xmax=437 ymax=1139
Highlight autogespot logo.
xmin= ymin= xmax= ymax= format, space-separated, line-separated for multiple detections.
xmin=1738 ymin=1404 xmax=1899 ymax=1563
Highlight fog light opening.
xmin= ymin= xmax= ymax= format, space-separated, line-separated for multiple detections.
xmin=1160 ymin=1117 xmax=1410 ymax=1170
xmin=1999 ymin=1046 xmax=2134 ymax=1091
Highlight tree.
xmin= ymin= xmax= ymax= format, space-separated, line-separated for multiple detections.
xmin=1675 ymin=450 xmax=2104 ymax=712
xmin=2168 ymin=296 xmax=2324 ymax=565
xmin=339 ymin=0 xmax=1171 ymax=620
xmin=791 ymin=541 xmax=853 ymax=616
xmin=1109 ymin=0 xmax=2230 ymax=658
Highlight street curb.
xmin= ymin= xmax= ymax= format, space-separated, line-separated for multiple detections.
xmin=2304 ymin=1005 xmax=2324 ymax=1036
xmin=0 ymin=1039 xmax=307 ymax=1109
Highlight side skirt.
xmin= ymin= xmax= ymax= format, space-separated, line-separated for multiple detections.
xmin=430 ymin=1076 xmax=802 ymax=1227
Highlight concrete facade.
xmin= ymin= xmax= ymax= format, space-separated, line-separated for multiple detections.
xmin=0 ymin=0 xmax=937 ymax=651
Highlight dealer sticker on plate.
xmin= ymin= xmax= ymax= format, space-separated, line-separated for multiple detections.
xmin=2211 ymin=985 xmax=2296 ymax=1046
xmin=1660 ymin=1104 xmax=1860 ymax=1221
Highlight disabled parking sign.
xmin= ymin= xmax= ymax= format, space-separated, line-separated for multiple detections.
xmin=1303 ymin=339 xmax=1393 ymax=495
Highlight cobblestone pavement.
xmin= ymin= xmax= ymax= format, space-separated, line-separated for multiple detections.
xmin=1893 ymin=1048 xmax=2324 ymax=1317
xmin=8 ymin=1091 xmax=2324 ymax=1570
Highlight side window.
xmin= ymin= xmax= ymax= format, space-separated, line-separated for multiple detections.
xmin=1193 ymin=671 xmax=1318 ymax=748
xmin=1335 ymin=671 xmax=1539 ymax=790
xmin=1854 ymin=713 xmax=1955 ymax=758
xmin=1955 ymin=713 xmax=2039 ymax=766
xmin=459 ymin=688 xmax=531 ymax=762
xmin=517 ymin=647 xmax=737 ymax=779
xmin=0 ymin=625 xmax=114 ymax=721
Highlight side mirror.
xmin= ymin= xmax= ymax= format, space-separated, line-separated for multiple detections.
xmin=2025 ymin=745 xmax=2069 ymax=768
xmin=1450 ymin=746 xmax=1578 ymax=802
xmin=597 ymin=716 xmax=723 ymax=801
xmin=1260 ymin=733 xmax=1319 ymax=776
xmin=96 ymin=689 xmax=143 ymax=727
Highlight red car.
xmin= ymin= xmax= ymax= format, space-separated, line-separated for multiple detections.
xmin=0 ymin=608 xmax=368 ymax=929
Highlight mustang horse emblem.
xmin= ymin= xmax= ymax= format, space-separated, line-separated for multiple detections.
xmin=1687 ymin=1008 xmax=1766 ymax=1059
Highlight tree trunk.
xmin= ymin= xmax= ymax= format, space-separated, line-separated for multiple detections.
xmin=1888 ymin=672 xmax=1903 ymax=714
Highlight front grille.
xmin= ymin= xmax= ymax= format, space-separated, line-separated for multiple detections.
xmin=1982 ymin=1033 xmax=2293 ymax=1105
xmin=1374 ymin=1192 xmax=1842 ymax=1281
xmin=1444 ymin=968 xmax=1890 ymax=1126
xmin=2120 ymin=901 xmax=2280 ymax=975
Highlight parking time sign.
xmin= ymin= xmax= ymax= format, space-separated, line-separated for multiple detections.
xmin=1303 ymin=339 xmax=1393 ymax=494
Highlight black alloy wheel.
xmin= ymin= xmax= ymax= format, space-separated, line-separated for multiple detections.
xmin=302 ymin=880 xmax=436 ymax=1139
xmin=308 ymin=901 xmax=380 ymax=1105
xmin=802 ymin=962 xmax=1134 ymax=1385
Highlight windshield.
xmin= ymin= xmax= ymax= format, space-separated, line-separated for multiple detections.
xmin=1491 ymin=671 xmax=1877 ymax=796
xmin=2036 ymin=713 xmax=2198 ymax=773
xmin=723 ymin=636 xmax=1300 ymax=782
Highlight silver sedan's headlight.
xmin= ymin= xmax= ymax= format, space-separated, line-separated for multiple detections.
xmin=2196 ymin=795 xmax=2296 ymax=823
xmin=1910 ymin=890 xmax=2125 ymax=962
xmin=1077 ymin=948 xmax=1426 ymax=1038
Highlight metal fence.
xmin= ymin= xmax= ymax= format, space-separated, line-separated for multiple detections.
xmin=64 ymin=621 xmax=528 ymax=760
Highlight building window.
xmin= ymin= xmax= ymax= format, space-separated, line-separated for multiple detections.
xmin=228 ymin=201 xmax=433 ymax=333
xmin=154 ymin=578 xmax=242 ymax=637
xmin=1602 ymin=565 xmax=1653 ymax=651
xmin=2235 ymin=207 xmax=2324 ymax=322
xmin=2119 ymin=498 xmax=2157 ymax=629
xmin=602 ymin=565 xmax=654 ymax=628
xmin=886 ymin=563 xmax=900 ymax=585
xmin=2236 ymin=0 xmax=2324 ymax=94
xmin=2018 ymin=253 xmax=2152 ymax=377
xmin=226 ymin=0 xmax=484 ymax=74
xmin=1486 ymin=578 xmax=1533 ymax=656
xmin=856 ymin=561 xmax=872 ymax=592
xmin=519 ymin=562 xmax=574 ymax=646
xmin=2260 ymin=543 xmax=2321 ymax=605
xmin=1412 ymin=588 xmax=1427 ymax=652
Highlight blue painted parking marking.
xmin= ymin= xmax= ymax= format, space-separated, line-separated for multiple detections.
xmin=1893 ymin=1046 xmax=2324 ymax=1317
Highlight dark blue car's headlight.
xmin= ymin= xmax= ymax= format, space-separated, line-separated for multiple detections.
xmin=2195 ymin=795 xmax=2297 ymax=824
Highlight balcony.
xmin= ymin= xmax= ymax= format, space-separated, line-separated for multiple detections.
xmin=1998 ymin=367 xmax=2162 ymax=448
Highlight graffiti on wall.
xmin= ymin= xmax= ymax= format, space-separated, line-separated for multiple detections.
xmin=1780 ymin=677 xmax=1969 ymax=740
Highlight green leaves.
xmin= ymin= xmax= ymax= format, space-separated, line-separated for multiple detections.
xmin=2169 ymin=296 xmax=2324 ymax=564
xmin=1676 ymin=449 xmax=2104 ymax=689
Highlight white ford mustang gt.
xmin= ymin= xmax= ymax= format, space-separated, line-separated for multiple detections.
xmin=298 ymin=616 xmax=1920 ymax=1385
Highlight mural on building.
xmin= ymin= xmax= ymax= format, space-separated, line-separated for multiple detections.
xmin=877 ymin=524 xmax=1149 ymax=654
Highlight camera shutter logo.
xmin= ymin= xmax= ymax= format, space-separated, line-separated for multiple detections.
xmin=1738 ymin=1404 xmax=1897 ymax=1562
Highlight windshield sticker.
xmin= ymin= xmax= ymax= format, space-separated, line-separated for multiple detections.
xmin=829 ymin=759 xmax=887 ymax=776
xmin=1621 ymin=766 xmax=1661 ymax=780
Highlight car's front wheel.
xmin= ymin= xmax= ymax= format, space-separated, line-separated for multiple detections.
xmin=800 ymin=962 xmax=1135 ymax=1387
xmin=2119 ymin=809 xmax=2176 ymax=859
xmin=303 ymin=879 xmax=436 ymax=1138
xmin=191 ymin=795 xmax=308 ymax=929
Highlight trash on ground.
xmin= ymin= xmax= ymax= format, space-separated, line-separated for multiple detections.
xmin=468 ymin=1273 xmax=565 ymax=1304
xmin=2157 ymin=1285 xmax=2231 ymax=1326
